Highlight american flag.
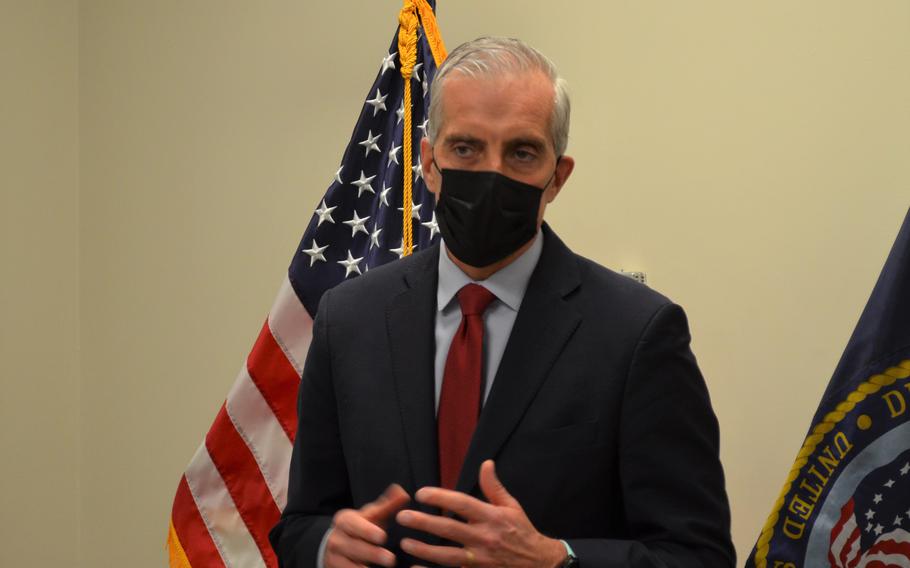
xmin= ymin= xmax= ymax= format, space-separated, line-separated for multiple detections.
xmin=829 ymin=449 xmax=910 ymax=568
xmin=167 ymin=3 xmax=445 ymax=566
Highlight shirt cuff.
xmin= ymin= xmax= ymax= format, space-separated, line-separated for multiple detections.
xmin=316 ymin=528 xmax=332 ymax=568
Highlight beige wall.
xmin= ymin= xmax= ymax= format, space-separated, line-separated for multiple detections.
xmin=3 ymin=1 xmax=909 ymax=566
xmin=0 ymin=1 xmax=81 ymax=566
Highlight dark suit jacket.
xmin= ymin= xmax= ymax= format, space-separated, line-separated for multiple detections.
xmin=270 ymin=225 xmax=735 ymax=568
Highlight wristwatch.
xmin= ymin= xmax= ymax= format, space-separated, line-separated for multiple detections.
xmin=558 ymin=540 xmax=579 ymax=568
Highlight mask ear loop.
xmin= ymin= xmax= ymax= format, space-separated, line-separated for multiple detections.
xmin=543 ymin=155 xmax=563 ymax=190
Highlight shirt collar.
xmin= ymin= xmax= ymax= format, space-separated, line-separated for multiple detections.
xmin=437 ymin=230 xmax=544 ymax=313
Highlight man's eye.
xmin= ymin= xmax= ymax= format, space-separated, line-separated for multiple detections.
xmin=453 ymin=145 xmax=473 ymax=157
xmin=514 ymin=149 xmax=537 ymax=162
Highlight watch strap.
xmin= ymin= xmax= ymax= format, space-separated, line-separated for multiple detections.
xmin=559 ymin=539 xmax=579 ymax=568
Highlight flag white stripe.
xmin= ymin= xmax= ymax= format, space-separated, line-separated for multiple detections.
xmin=225 ymin=366 xmax=294 ymax=509
xmin=185 ymin=444 xmax=267 ymax=568
xmin=831 ymin=515 xmax=858 ymax=568
xmin=268 ymin=276 xmax=314 ymax=377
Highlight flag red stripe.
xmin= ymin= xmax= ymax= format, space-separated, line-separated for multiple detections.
xmin=832 ymin=499 xmax=861 ymax=568
xmin=205 ymin=404 xmax=281 ymax=568
xmin=171 ymin=475 xmax=226 ymax=568
xmin=867 ymin=537 xmax=910 ymax=557
xmin=247 ymin=320 xmax=300 ymax=440
xmin=862 ymin=557 xmax=910 ymax=568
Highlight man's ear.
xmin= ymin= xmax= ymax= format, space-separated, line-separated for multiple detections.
xmin=547 ymin=155 xmax=575 ymax=203
xmin=420 ymin=138 xmax=439 ymax=196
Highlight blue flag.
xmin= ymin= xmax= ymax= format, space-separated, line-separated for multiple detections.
xmin=291 ymin=1 xmax=443 ymax=317
xmin=748 ymin=209 xmax=910 ymax=568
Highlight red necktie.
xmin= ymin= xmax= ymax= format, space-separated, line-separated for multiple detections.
xmin=438 ymin=283 xmax=496 ymax=490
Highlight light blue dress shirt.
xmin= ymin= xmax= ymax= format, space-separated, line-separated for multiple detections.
xmin=434 ymin=230 xmax=544 ymax=410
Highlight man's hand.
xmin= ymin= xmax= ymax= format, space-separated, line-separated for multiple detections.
xmin=396 ymin=460 xmax=566 ymax=568
xmin=326 ymin=484 xmax=410 ymax=568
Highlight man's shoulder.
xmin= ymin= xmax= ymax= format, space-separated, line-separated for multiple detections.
xmin=574 ymin=253 xmax=671 ymax=310
xmin=548 ymin=242 xmax=678 ymax=338
xmin=539 ymin=225 xmax=672 ymax=316
xmin=556 ymin=250 xmax=692 ymax=355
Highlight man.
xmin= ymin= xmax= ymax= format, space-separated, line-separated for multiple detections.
xmin=270 ymin=37 xmax=735 ymax=568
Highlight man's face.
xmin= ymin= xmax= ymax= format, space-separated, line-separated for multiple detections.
xmin=421 ymin=70 xmax=574 ymax=227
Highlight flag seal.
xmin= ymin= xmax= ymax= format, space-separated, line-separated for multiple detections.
xmin=754 ymin=359 xmax=910 ymax=568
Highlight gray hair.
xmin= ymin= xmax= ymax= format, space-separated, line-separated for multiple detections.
xmin=427 ymin=36 xmax=571 ymax=156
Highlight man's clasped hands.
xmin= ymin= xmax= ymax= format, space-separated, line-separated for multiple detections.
xmin=323 ymin=460 xmax=566 ymax=568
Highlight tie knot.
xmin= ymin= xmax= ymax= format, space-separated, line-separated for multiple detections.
xmin=457 ymin=283 xmax=496 ymax=316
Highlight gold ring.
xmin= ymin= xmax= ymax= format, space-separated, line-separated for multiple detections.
xmin=464 ymin=548 xmax=476 ymax=566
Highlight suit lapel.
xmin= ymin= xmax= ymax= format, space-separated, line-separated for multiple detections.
xmin=455 ymin=226 xmax=583 ymax=493
xmin=386 ymin=246 xmax=441 ymax=491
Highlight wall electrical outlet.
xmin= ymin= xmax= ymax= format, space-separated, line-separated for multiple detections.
xmin=620 ymin=270 xmax=648 ymax=286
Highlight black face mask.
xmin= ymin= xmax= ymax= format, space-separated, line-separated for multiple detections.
xmin=433 ymin=160 xmax=557 ymax=268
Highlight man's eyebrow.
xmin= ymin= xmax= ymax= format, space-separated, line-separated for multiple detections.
xmin=508 ymin=137 xmax=547 ymax=151
xmin=442 ymin=134 xmax=484 ymax=146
